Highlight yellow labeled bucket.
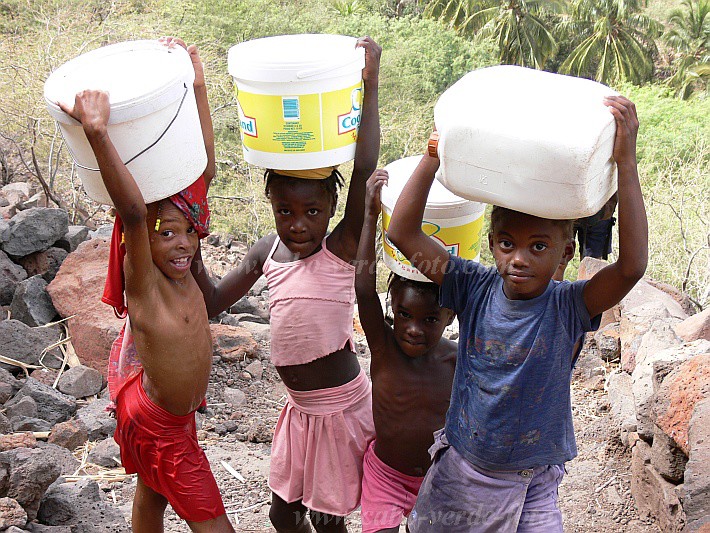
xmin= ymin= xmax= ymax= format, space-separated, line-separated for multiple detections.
xmin=228 ymin=34 xmax=365 ymax=170
xmin=381 ymin=156 xmax=486 ymax=282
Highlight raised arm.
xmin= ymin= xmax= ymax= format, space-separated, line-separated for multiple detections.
xmin=387 ymin=149 xmax=451 ymax=285
xmin=583 ymin=96 xmax=648 ymax=317
xmin=160 ymin=37 xmax=216 ymax=188
xmin=355 ymin=170 xmax=390 ymax=356
xmin=58 ymin=91 xmax=154 ymax=296
xmin=330 ymin=36 xmax=381 ymax=261
xmin=191 ymin=235 xmax=272 ymax=318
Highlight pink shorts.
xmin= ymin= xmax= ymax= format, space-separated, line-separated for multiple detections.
xmin=269 ymin=369 xmax=375 ymax=516
xmin=361 ymin=440 xmax=425 ymax=533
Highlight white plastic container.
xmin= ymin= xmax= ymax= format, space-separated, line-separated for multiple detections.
xmin=44 ymin=40 xmax=207 ymax=205
xmin=381 ymin=156 xmax=486 ymax=282
xmin=228 ymin=34 xmax=365 ymax=170
xmin=434 ymin=65 xmax=619 ymax=220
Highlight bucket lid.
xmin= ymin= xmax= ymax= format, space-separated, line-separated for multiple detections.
xmin=44 ymin=40 xmax=194 ymax=125
xmin=228 ymin=34 xmax=365 ymax=83
xmin=381 ymin=156 xmax=484 ymax=217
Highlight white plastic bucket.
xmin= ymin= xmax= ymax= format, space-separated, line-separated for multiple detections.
xmin=434 ymin=65 xmax=619 ymax=220
xmin=228 ymin=34 xmax=365 ymax=170
xmin=380 ymin=155 xmax=486 ymax=282
xmin=44 ymin=40 xmax=207 ymax=205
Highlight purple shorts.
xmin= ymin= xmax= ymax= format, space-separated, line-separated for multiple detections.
xmin=408 ymin=430 xmax=565 ymax=533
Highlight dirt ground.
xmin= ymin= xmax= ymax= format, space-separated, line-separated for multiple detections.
xmin=106 ymin=340 xmax=660 ymax=532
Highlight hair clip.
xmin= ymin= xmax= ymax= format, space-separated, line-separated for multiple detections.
xmin=155 ymin=218 xmax=161 ymax=232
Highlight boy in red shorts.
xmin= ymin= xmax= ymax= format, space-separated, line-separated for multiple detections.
xmin=58 ymin=38 xmax=233 ymax=533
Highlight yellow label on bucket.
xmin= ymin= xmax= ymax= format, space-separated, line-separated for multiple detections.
xmin=236 ymin=82 xmax=363 ymax=154
xmin=381 ymin=210 xmax=485 ymax=268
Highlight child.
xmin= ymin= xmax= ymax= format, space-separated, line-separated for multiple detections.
xmin=192 ymin=37 xmax=381 ymax=532
xmin=387 ymin=96 xmax=647 ymax=532
xmin=354 ymin=170 xmax=456 ymax=533
xmin=59 ymin=38 xmax=234 ymax=533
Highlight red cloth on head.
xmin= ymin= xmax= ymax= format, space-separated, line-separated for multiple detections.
xmin=101 ymin=175 xmax=210 ymax=318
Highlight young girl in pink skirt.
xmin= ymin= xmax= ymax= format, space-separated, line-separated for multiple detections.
xmin=194 ymin=36 xmax=381 ymax=533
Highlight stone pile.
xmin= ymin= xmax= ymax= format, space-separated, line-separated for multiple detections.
xmin=580 ymin=257 xmax=710 ymax=532
xmin=0 ymin=193 xmax=265 ymax=530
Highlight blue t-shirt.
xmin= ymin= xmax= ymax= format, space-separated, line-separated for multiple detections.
xmin=440 ymin=255 xmax=600 ymax=470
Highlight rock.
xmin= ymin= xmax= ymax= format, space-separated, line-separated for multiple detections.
xmin=0 ymin=413 xmax=11 ymax=435
xmin=576 ymin=257 xmax=619 ymax=327
xmin=23 ymin=191 xmax=48 ymax=209
xmin=4 ymin=395 xmax=37 ymax=420
xmin=682 ymin=398 xmax=710 ymax=532
xmin=37 ymin=478 xmax=129 ymax=531
xmin=88 ymin=224 xmax=112 ymax=240
xmin=35 ymin=443 xmax=80 ymax=476
xmin=230 ymin=295 xmax=270 ymax=321
xmin=0 ymin=433 xmax=37 ymax=452
xmin=87 ymin=437 xmax=120 ymax=468
xmin=74 ymin=399 xmax=115 ymax=441
xmin=0 ymin=383 xmax=12 ymax=406
xmin=223 ymin=387 xmax=247 ymax=407
xmin=238 ymin=320 xmax=271 ymax=345
xmin=0 ymin=497 xmax=27 ymax=530
xmin=0 ymin=219 xmax=10 ymax=243
xmin=249 ymin=275 xmax=268 ymax=296
xmin=593 ymin=322 xmax=621 ymax=362
xmin=653 ymin=353 xmax=710 ymax=454
xmin=28 ymin=368 xmax=59 ymax=388
xmin=0 ymin=446 xmax=61 ymax=521
xmin=48 ymin=419 xmax=89 ymax=451
xmin=1 ymin=208 xmax=68 ymax=257
xmin=11 ymin=417 xmax=51 ymax=433
xmin=54 ymin=226 xmax=90 ymax=253
xmin=56 ymin=365 xmax=103 ymax=399
xmin=0 ymin=250 xmax=26 ymax=305
xmin=0 ymin=367 xmax=22 ymax=394
xmin=247 ymin=421 xmax=272 ymax=443
xmin=46 ymin=239 xmax=124 ymax=374
xmin=17 ymin=248 xmax=67 ymax=284
xmin=646 ymin=279 xmax=698 ymax=317
xmin=244 ymin=360 xmax=263 ymax=380
xmin=621 ymin=279 xmax=688 ymax=321
xmin=651 ymin=424 xmax=688 ymax=483
xmin=1 ymin=183 xmax=33 ymax=199
xmin=675 ymin=308 xmax=710 ymax=343
xmin=210 ymin=323 xmax=258 ymax=363
xmin=27 ymin=524 xmax=73 ymax=532
xmin=635 ymin=319 xmax=683 ymax=369
xmin=232 ymin=312 xmax=269 ymax=325
xmin=631 ymin=439 xmax=686 ymax=532
xmin=0 ymin=320 xmax=64 ymax=372
xmin=0 ymin=205 xmax=17 ymax=220
xmin=606 ymin=370 xmax=637 ymax=435
xmin=631 ymin=341 xmax=709 ymax=440
xmin=9 ymin=275 xmax=57 ymax=327
xmin=620 ymin=302 xmax=672 ymax=373
xmin=6 ymin=378 xmax=77 ymax=425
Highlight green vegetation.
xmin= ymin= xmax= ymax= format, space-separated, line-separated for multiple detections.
xmin=0 ymin=0 xmax=707 ymax=306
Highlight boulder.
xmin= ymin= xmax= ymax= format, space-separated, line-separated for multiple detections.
xmin=593 ymin=322 xmax=621 ymax=362
xmin=646 ymin=279 xmax=698 ymax=317
xmin=5 ymin=379 xmax=77 ymax=425
xmin=621 ymin=302 xmax=676 ymax=373
xmin=1 ymin=183 xmax=33 ymax=199
xmin=620 ymin=279 xmax=688 ymax=321
xmin=0 ymin=368 xmax=22 ymax=400
xmin=9 ymin=275 xmax=58 ymax=327
xmin=210 ymin=323 xmax=258 ymax=363
xmin=87 ymin=437 xmax=120 ymax=468
xmin=229 ymin=295 xmax=270 ymax=321
xmin=245 ymin=360 xmax=263 ymax=380
xmin=48 ymin=419 xmax=89 ymax=451
xmin=238 ymin=320 xmax=271 ymax=346
xmin=54 ymin=226 xmax=90 ymax=253
xmin=74 ymin=399 xmax=115 ymax=441
xmin=577 ymin=257 xmax=619 ymax=327
xmin=0 ymin=497 xmax=27 ymax=530
xmin=1 ymin=208 xmax=68 ymax=257
xmin=0 ymin=413 xmax=11 ymax=435
xmin=651 ymin=424 xmax=688 ymax=483
xmin=0 ymin=433 xmax=37 ymax=452
xmin=0 ymin=250 xmax=26 ymax=305
xmin=606 ymin=370 xmax=638 ymax=437
xmin=249 ymin=275 xmax=268 ymax=296
xmin=0 ymin=219 xmax=10 ymax=243
xmin=56 ymin=365 xmax=103 ymax=399
xmin=11 ymin=417 xmax=51 ymax=433
xmin=4 ymin=395 xmax=37 ymax=420
xmin=35 ymin=443 xmax=80 ymax=476
xmin=631 ymin=340 xmax=709 ymax=440
xmin=37 ymin=478 xmax=128 ymax=531
xmin=46 ymin=239 xmax=124 ymax=374
xmin=631 ymin=439 xmax=686 ymax=532
xmin=653 ymin=354 xmax=710 ymax=454
xmin=0 ymin=320 xmax=63 ymax=372
xmin=682 ymin=398 xmax=710 ymax=532
xmin=675 ymin=308 xmax=710 ymax=343
xmin=0 ymin=447 xmax=61 ymax=521
xmin=634 ymin=319 xmax=684 ymax=369
xmin=17 ymin=248 xmax=68 ymax=284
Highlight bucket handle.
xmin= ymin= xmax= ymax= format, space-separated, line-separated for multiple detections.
xmin=296 ymin=47 xmax=365 ymax=80
xmin=67 ymin=83 xmax=189 ymax=172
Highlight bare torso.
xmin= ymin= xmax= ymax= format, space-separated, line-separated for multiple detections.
xmin=371 ymin=331 xmax=456 ymax=476
xmin=130 ymin=271 xmax=213 ymax=416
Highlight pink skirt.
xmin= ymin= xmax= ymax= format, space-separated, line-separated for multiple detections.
xmin=269 ymin=369 xmax=375 ymax=516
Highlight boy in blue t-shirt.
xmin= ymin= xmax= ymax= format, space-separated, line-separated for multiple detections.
xmin=387 ymin=96 xmax=647 ymax=532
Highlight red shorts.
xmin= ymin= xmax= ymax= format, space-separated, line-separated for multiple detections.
xmin=114 ymin=372 xmax=226 ymax=522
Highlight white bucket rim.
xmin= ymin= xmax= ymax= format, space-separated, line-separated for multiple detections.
xmin=228 ymin=34 xmax=365 ymax=83
xmin=44 ymin=40 xmax=194 ymax=126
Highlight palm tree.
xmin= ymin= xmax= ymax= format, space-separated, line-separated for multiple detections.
xmin=664 ymin=0 xmax=709 ymax=98
xmin=424 ymin=0 xmax=563 ymax=69
xmin=558 ymin=0 xmax=662 ymax=85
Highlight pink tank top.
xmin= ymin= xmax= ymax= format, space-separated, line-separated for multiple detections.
xmin=263 ymin=236 xmax=356 ymax=367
